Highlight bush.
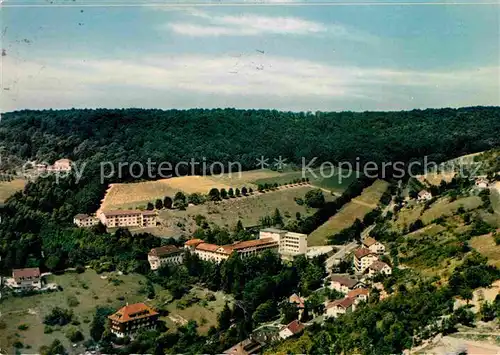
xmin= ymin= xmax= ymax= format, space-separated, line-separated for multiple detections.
xmin=44 ymin=326 xmax=53 ymax=334
xmin=66 ymin=327 xmax=84 ymax=342
xmin=44 ymin=307 xmax=73 ymax=326
xmin=17 ymin=324 xmax=29 ymax=331
xmin=67 ymin=295 xmax=80 ymax=307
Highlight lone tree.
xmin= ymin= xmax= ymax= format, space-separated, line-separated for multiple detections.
xmin=235 ymin=188 xmax=241 ymax=197
xmin=228 ymin=188 xmax=234 ymax=198
xmin=146 ymin=202 xmax=154 ymax=210
xmin=155 ymin=198 xmax=163 ymax=210
xmin=241 ymin=186 xmax=248 ymax=196
xmin=208 ymin=188 xmax=221 ymax=201
xmin=221 ymin=188 xmax=228 ymax=199
xmin=304 ymin=189 xmax=325 ymax=208
xmin=174 ymin=191 xmax=187 ymax=210
xmin=163 ymin=196 xmax=173 ymax=209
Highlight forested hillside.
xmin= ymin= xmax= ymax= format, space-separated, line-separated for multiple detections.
xmin=1 ymin=107 xmax=499 ymax=175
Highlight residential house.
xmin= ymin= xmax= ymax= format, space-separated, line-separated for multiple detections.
xmin=259 ymin=228 xmax=307 ymax=258
xmin=325 ymin=297 xmax=354 ymax=318
xmin=362 ymin=237 xmax=385 ymax=254
xmin=222 ymin=337 xmax=264 ymax=355
xmin=366 ymin=260 xmax=392 ymax=277
xmin=475 ymin=178 xmax=489 ymax=189
xmin=148 ymin=245 xmax=183 ymax=270
xmin=353 ymin=248 xmax=378 ymax=273
xmin=347 ymin=288 xmax=370 ymax=305
xmin=417 ymin=190 xmax=433 ymax=202
xmin=73 ymin=214 xmax=99 ymax=227
xmin=278 ymin=320 xmax=305 ymax=340
xmin=108 ymin=303 xmax=159 ymax=338
xmin=12 ymin=268 xmax=42 ymax=289
xmin=329 ymin=275 xmax=364 ymax=294
xmin=289 ymin=293 xmax=305 ymax=317
xmin=48 ymin=158 xmax=72 ymax=172
xmin=98 ymin=210 xmax=158 ymax=228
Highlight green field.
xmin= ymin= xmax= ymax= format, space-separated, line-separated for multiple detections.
xmin=307 ymin=179 xmax=389 ymax=246
xmin=0 ymin=178 xmax=26 ymax=203
xmin=252 ymin=168 xmax=357 ymax=193
xmin=0 ymin=270 xmax=227 ymax=353
xmin=157 ymin=185 xmax=336 ymax=237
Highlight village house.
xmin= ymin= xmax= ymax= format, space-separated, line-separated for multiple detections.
xmin=185 ymin=238 xmax=279 ymax=263
xmin=289 ymin=293 xmax=305 ymax=318
xmin=347 ymin=288 xmax=370 ymax=305
xmin=108 ymin=302 xmax=159 ymax=338
xmin=353 ymin=248 xmax=379 ymax=274
xmin=278 ymin=320 xmax=305 ymax=340
xmin=98 ymin=210 xmax=158 ymax=228
xmin=259 ymin=228 xmax=307 ymax=258
xmin=366 ymin=260 xmax=392 ymax=277
xmin=222 ymin=337 xmax=264 ymax=355
xmin=37 ymin=158 xmax=73 ymax=173
xmin=362 ymin=237 xmax=385 ymax=254
xmin=73 ymin=213 xmax=100 ymax=227
xmin=325 ymin=297 xmax=355 ymax=318
xmin=148 ymin=245 xmax=184 ymax=270
xmin=12 ymin=267 xmax=42 ymax=289
xmin=475 ymin=178 xmax=489 ymax=189
xmin=329 ymin=275 xmax=364 ymax=294
xmin=417 ymin=189 xmax=433 ymax=202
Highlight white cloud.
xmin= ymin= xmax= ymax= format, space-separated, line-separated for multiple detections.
xmin=2 ymin=54 xmax=498 ymax=112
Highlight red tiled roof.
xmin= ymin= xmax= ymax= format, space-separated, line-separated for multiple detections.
xmin=362 ymin=237 xmax=378 ymax=247
xmin=142 ymin=210 xmax=157 ymax=216
xmin=108 ymin=303 xmax=158 ymax=323
xmin=196 ymin=243 xmax=222 ymax=252
xmin=368 ymin=260 xmax=390 ymax=272
xmin=326 ymin=297 xmax=354 ymax=309
xmin=285 ymin=320 xmax=305 ymax=334
xmin=102 ymin=210 xmax=143 ymax=217
xmin=149 ymin=245 xmax=181 ymax=257
xmin=13 ymin=268 xmax=40 ymax=280
xmin=185 ymin=238 xmax=204 ymax=246
xmin=347 ymin=288 xmax=369 ymax=298
xmin=354 ymin=248 xmax=375 ymax=259
xmin=228 ymin=238 xmax=278 ymax=251
xmin=330 ymin=275 xmax=359 ymax=288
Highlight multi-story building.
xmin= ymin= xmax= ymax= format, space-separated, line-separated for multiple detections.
xmin=362 ymin=237 xmax=385 ymax=254
xmin=259 ymin=228 xmax=307 ymax=258
xmin=108 ymin=303 xmax=159 ymax=338
xmin=12 ymin=268 xmax=42 ymax=289
xmin=73 ymin=214 xmax=100 ymax=227
xmin=98 ymin=210 xmax=158 ymax=228
xmin=148 ymin=245 xmax=184 ymax=270
xmin=185 ymin=238 xmax=279 ymax=263
xmin=353 ymin=248 xmax=378 ymax=274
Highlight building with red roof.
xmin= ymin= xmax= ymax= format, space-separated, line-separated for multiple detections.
xmin=278 ymin=320 xmax=305 ymax=339
xmin=12 ymin=268 xmax=42 ymax=289
xmin=325 ymin=297 xmax=355 ymax=318
xmin=108 ymin=303 xmax=159 ymax=338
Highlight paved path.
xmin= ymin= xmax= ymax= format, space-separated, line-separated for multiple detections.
xmin=325 ymin=241 xmax=358 ymax=271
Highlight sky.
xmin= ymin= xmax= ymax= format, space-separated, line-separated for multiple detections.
xmin=1 ymin=0 xmax=499 ymax=112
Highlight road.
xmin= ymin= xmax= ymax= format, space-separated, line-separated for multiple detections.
xmin=325 ymin=241 xmax=358 ymax=271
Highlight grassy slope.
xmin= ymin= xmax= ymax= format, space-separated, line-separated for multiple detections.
xmin=0 ymin=179 xmax=26 ymax=203
xmin=307 ymin=180 xmax=389 ymax=246
xmin=471 ymin=233 xmax=500 ymax=268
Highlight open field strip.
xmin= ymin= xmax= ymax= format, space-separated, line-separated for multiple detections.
xmin=0 ymin=178 xmax=26 ymax=203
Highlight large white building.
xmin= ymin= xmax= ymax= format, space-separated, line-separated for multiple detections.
xmin=259 ymin=228 xmax=307 ymax=258
xmin=98 ymin=210 xmax=158 ymax=228
xmin=148 ymin=245 xmax=184 ymax=270
xmin=184 ymin=238 xmax=279 ymax=263
xmin=73 ymin=214 xmax=100 ymax=227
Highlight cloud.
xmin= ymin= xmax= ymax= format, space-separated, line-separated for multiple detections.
xmin=163 ymin=9 xmax=370 ymax=41
xmin=2 ymin=54 xmax=498 ymax=112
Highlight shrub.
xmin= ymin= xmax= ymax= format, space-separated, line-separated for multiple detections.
xmin=67 ymin=295 xmax=80 ymax=307
xmin=44 ymin=326 xmax=53 ymax=334
xmin=44 ymin=307 xmax=73 ymax=326
xmin=17 ymin=324 xmax=29 ymax=331
xmin=66 ymin=327 xmax=84 ymax=342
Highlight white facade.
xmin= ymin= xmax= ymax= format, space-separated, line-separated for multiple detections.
xmin=362 ymin=238 xmax=386 ymax=254
xmin=366 ymin=262 xmax=392 ymax=277
xmin=148 ymin=246 xmax=184 ymax=270
xmin=417 ymin=190 xmax=433 ymax=201
xmin=354 ymin=249 xmax=379 ymax=274
xmin=259 ymin=229 xmax=307 ymax=257
xmin=73 ymin=214 xmax=99 ymax=227
xmin=278 ymin=328 xmax=294 ymax=339
xmin=99 ymin=210 xmax=158 ymax=228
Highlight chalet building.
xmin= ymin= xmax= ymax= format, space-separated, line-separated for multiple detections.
xmin=185 ymin=238 xmax=279 ymax=263
xmin=278 ymin=320 xmax=305 ymax=340
xmin=329 ymin=275 xmax=364 ymax=294
xmin=222 ymin=337 xmax=264 ymax=355
xmin=98 ymin=210 xmax=158 ymax=228
xmin=108 ymin=303 xmax=159 ymax=338
xmin=259 ymin=228 xmax=307 ymax=258
xmin=366 ymin=260 xmax=392 ymax=277
xmin=362 ymin=237 xmax=385 ymax=254
xmin=148 ymin=245 xmax=183 ymax=270
xmin=417 ymin=190 xmax=433 ymax=202
xmin=325 ymin=297 xmax=354 ymax=318
xmin=12 ymin=268 xmax=42 ymax=289
xmin=259 ymin=228 xmax=308 ymax=257
xmin=353 ymin=248 xmax=379 ymax=274
xmin=347 ymin=288 xmax=370 ymax=305
xmin=73 ymin=214 xmax=99 ymax=227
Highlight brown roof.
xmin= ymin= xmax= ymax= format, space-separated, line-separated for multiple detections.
xmin=354 ymin=248 xmax=375 ymax=259
xmin=102 ymin=210 xmax=143 ymax=217
xmin=108 ymin=303 xmax=158 ymax=323
xmin=418 ymin=190 xmax=431 ymax=197
xmin=289 ymin=293 xmax=305 ymax=308
xmin=185 ymin=238 xmax=204 ymax=247
xmin=13 ymin=268 xmax=41 ymax=280
xmin=222 ymin=338 xmax=263 ymax=355
xmin=285 ymin=320 xmax=305 ymax=335
xmin=368 ymin=260 xmax=390 ymax=272
xmin=74 ymin=213 xmax=90 ymax=220
xmin=228 ymin=238 xmax=278 ymax=251
xmin=347 ymin=288 xmax=369 ymax=298
xmin=142 ymin=210 xmax=157 ymax=216
xmin=149 ymin=245 xmax=181 ymax=257
xmin=362 ymin=237 xmax=378 ymax=247
xmin=330 ymin=275 xmax=359 ymax=288
xmin=326 ymin=297 xmax=354 ymax=309
xmin=196 ymin=243 xmax=222 ymax=253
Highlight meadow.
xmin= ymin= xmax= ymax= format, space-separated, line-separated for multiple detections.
xmin=0 ymin=178 xmax=26 ymax=203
